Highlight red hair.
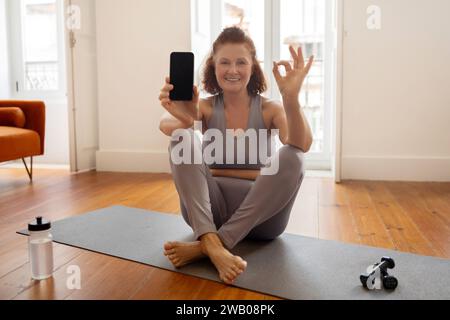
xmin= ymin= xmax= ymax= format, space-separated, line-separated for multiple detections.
xmin=202 ymin=27 xmax=267 ymax=95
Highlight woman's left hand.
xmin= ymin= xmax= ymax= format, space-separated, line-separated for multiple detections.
xmin=273 ymin=45 xmax=314 ymax=101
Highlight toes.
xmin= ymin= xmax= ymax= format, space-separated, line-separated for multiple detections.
xmin=236 ymin=258 xmax=247 ymax=270
xmin=164 ymin=249 xmax=176 ymax=256
xmin=164 ymin=242 xmax=175 ymax=250
xmin=168 ymin=254 xmax=178 ymax=262
xmin=173 ymin=260 xmax=181 ymax=268
xmin=170 ymin=256 xmax=181 ymax=265
xmin=231 ymin=265 xmax=243 ymax=275
xmin=226 ymin=270 xmax=237 ymax=281
xmin=221 ymin=274 xmax=234 ymax=285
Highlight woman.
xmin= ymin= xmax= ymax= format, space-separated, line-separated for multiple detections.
xmin=158 ymin=27 xmax=314 ymax=285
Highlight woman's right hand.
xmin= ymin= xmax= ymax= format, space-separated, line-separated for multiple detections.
xmin=159 ymin=77 xmax=200 ymax=126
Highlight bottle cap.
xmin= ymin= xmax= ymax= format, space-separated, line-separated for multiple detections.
xmin=28 ymin=216 xmax=51 ymax=232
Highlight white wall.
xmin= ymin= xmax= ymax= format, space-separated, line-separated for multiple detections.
xmin=93 ymin=0 xmax=450 ymax=181
xmin=95 ymin=0 xmax=191 ymax=172
xmin=0 ymin=0 xmax=10 ymax=98
xmin=32 ymin=100 xmax=70 ymax=165
xmin=341 ymin=0 xmax=450 ymax=181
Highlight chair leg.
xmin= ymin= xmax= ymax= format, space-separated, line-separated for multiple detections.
xmin=22 ymin=157 xmax=33 ymax=181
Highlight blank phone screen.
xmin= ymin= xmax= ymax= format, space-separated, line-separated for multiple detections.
xmin=170 ymin=52 xmax=194 ymax=101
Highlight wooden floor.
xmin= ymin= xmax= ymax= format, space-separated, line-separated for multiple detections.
xmin=0 ymin=168 xmax=449 ymax=300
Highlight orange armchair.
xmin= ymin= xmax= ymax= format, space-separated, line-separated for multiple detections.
xmin=0 ymin=100 xmax=46 ymax=181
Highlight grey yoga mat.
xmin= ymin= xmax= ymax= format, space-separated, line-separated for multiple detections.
xmin=18 ymin=205 xmax=450 ymax=300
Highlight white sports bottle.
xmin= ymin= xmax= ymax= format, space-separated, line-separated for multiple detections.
xmin=28 ymin=216 xmax=54 ymax=280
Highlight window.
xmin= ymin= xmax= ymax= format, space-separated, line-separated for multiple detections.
xmin=7 ymin=0 xmax=66 ymax=99
xmin=280 ymin=0 xmax=326 ymax=154
xmin=191 ymin=0 xmax=335 ymax=169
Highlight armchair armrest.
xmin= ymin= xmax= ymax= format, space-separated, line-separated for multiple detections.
xmin=0 ymin=100 xmax=46 ymax=155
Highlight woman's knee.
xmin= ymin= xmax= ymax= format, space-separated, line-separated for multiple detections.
xmin=247 ymin=208 xmax=291 ymax=241
xmin=277 ymin=145 xmax=305 ymax=180
xmin=246 ymin=225 xmax=285 ymax=241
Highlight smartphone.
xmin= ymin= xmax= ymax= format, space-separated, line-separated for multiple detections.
xmin=169 ymin=52 xmax=194 ymax=101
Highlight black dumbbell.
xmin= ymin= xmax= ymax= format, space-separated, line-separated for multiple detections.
xmin=379 ymin=257 xmax=398 ymax=290
xmin=381 ymin=272 xmax=398 ymax=290
xmin=380 ymin=256 xmax=395 ymax=269
xmin=360 ymin=257 xmax=398 ymax=290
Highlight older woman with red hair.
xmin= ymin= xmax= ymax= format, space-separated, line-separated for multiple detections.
xmin=159 ymin=27 xmax=314 ymax=284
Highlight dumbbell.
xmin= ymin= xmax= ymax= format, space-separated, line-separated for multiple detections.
xmin=379 ymin=257 xmax=398 ymax=290
xmin=360 ymin=256 xmax=398 ymax=290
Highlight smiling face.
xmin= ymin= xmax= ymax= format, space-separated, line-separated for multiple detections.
xmin=214 ymin=43 xmax=253 ymax=95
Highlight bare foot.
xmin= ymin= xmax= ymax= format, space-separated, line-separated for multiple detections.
xmin=163 ymin=241 xmax=206 ymax=268
xmin=200 ymin=234 xmax=247 ymax=285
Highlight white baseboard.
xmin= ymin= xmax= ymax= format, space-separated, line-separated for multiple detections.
xmin=96 ymin=150 xmax=171 ymax=173
xmin=342 ymin=155 xmax=450 ymax=182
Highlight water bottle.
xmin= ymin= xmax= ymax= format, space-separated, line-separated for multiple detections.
xmin=28 ymin=217 xmax=54 ymax=280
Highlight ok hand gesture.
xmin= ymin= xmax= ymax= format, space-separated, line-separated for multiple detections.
xmin=273 ymin=45 xmax=314 ymax=100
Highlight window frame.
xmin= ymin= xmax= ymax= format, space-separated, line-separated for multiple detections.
xmin=7 ymin=0 xmax=67 ymax=102
xmin=197 ymin=0 xmax=334 ymax=170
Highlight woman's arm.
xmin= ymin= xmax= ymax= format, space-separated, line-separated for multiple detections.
xmin=272 ymin=45 xmax=314 ymax=152
xmin=159 ymin=111 xmax=195 ymax=137
xmin=270 ymin=98 xmax=313 ymax=152
xmin=158 ymin=77 xmax=201 ymax=137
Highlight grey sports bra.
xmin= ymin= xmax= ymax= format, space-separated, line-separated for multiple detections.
xmin=201 ymin=93 xmax=275 ymax=169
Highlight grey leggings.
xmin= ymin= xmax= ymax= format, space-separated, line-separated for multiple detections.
xmin=169 ymin=130 xmax=305 ymax=249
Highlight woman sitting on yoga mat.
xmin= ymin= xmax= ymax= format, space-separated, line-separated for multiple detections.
xmin=158 ymin=27 xmax=314 ymax=284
